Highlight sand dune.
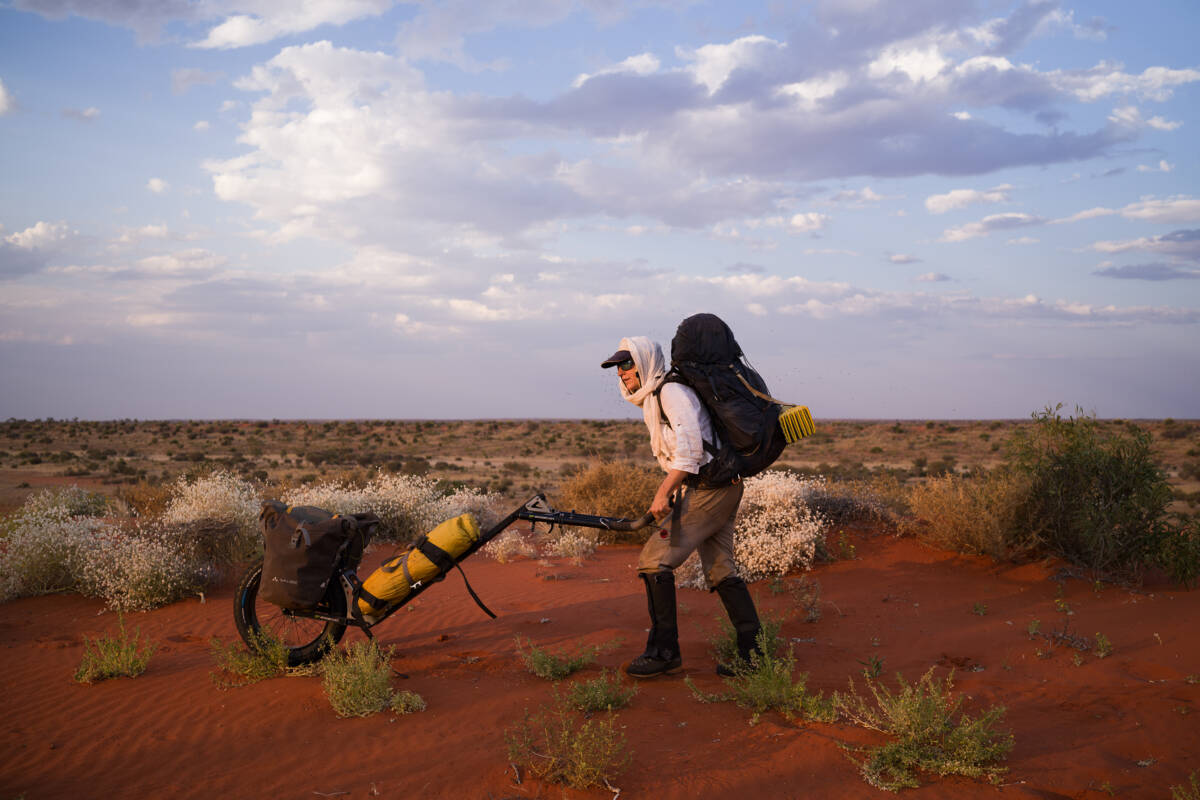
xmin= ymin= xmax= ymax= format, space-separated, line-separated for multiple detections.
xmin=2 ymin=524 xmax=1197 ymax=799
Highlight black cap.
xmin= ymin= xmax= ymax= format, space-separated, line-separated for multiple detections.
xmin=600 ymin=349 xmax=632 ymax=369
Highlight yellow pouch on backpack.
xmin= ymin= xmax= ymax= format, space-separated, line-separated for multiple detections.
xmin=779 ymin=405 xmax=816 ymax=444
xmin=356 ymin=513 xmax=481 ymax=616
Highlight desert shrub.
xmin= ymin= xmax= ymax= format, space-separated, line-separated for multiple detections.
xmin=515 ymin=636 xmax=599 ymax=681
xmin=209 ymin=632 xmax=291 ymax=688
xmin=283 ymin=472 xmax=501 ymax=542
xmin=0 ymin=501 xmax=108 ymax=601
xmin=116 ymin=481 xmax=172 ymax=518
xmin=566 ymin=669 xmax=638 ymax=712
xmin=833 ymin=668 xmax=1013 ymax=792
xmin=1172 ymin=771 xmax=1200 ymax=800
xmin=677 ymin=471 xmax=828 ymax=589
xmin=390 ymin=689 xmax=427 ymax=715
xmin=161 ymin=470 xmax=259 ymax=535
xmin=803 ymin=475 xmax=907 ymax=527
xmin=545 ymin=529 xmax=599 ymax=564
xmin=902 ymin=469 xmax=1038 ymax=560
xmin=709 ymin=613 xmax=784 ymax=669
xmin=19 ymin=485 xmax=112 ymax=518
xmin=321 ymin=640 xmax=398 ymax=717
xmin=76 ymin=522 xmax=204 ymax=611
xmin=1007 ymin=406 xmax=1177 ymax=577
xmin=686 ymin=632 xmax=834 ymax=725
xmin=482 ymin=529 xmax=539 ymax=562
xmin=75 ymin=615 xmax=156 ymax=684
xmin=506 ymin=689 xmax=629 ymax=789
xmin=552 ymin=461 xmax=661 ymax=543
xmin=1157 ymin=518 xmax=1200 ymax=588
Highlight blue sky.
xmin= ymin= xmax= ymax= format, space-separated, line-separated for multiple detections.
xmin=1 ymin=0 xmax=1198 ymax=420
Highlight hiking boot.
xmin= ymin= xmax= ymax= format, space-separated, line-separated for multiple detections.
xmin=715 ymin=576 xmax=761 ymax=676
xmin=626 ymin=572 xmax=682 ymax=678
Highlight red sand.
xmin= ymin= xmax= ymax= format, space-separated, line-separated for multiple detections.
xmin=2 ymin=525 xmax=1197 ymax=799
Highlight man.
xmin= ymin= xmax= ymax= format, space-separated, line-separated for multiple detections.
xmin=601 ymin=335 xmax=762 ymax=678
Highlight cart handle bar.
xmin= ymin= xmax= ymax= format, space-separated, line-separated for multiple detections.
xmin=514 ymin=494 xmax=657 ymax=532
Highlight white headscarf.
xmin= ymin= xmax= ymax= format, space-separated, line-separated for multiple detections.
xmin=615 ymin=336 xmax=671 ymax=465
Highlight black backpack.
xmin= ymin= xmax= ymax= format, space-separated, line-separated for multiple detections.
xmin=662 ymin=313 xmax=790 ymax=488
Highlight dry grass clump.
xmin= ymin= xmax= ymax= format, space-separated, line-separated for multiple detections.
xmin=75 ymin=615 xmax=156 ymax=684
xmin=552 ymin=461 xmax=660 ymax=542
xmin=506 ymin=689 xmax=629 ymax=790
xmin=902 ymin=470 xmax=1038 ymax=560
xmin=482 ymin=530 xmax=539 ymax=562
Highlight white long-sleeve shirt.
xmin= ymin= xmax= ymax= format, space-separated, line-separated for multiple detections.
xmin=652 ymin=382 xmax=716 ymax=474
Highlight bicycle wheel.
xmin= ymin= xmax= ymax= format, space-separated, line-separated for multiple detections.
xmin=233 ymin=559 xmax=347 ymax=667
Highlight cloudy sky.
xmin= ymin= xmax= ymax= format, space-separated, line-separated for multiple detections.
xmin=1 ymin=0 xmax=1198 ymax=420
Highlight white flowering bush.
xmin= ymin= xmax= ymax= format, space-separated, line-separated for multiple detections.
xmin=161 ymin=471 xmax=259 ymax=533
xmin=77 ymin=522 xmax=204 ymax=612
xmin=283 ymin=472 xmax=502 ymax=542
xmin=545 ymin=530 xmax=599 ymax=565
xmin=676 ymin=471 xmax=829 ymax=590
xmin=483 ymin=530 xmax=538 ymax=563
xmin=1 ymin=494 xmax=203 ymax=611
xmin=0 ymin=500 xmax=108 ymax=601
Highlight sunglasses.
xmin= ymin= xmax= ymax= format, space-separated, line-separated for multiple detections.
xmin=616 ymin=359 xmax=635 ymax=371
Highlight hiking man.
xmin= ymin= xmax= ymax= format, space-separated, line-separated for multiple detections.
xmin=601 ymin=335 xmax=762 ymax=677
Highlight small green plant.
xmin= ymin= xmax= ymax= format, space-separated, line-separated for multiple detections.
xmin=321 ymin=640 xmax=398 ymax=718
xmin=791 ymin=575 xmax=822 ymax=622
xmin=567 ymin=669 xmax=638 ymax=712
xmin=684 ymin=675 xmax=730 ymax=704
xmin=389 ymin=689 xmax=427 ymax=715
xmin=1186 ymin=674 xmax=1199 ymax=685
xmin=505 ymin=689 xmax=629 ymax=789
xmin=1171 ymin=770 xmax=1200 ymax=800
xmin=514 ymin=636 xmax=599 ymax=680
xmin=1094 ymin=632 xmax=1113 ymax=658
xmin=859 ymin=654 xmax=885 ymax=679
xmin=209 ymin=631 xmax=291 ymax=688
xmin=1055 ymin=597 xmax=1073 ymax=615
xmin=1027 ymin=619 xmax=1041 ymax=638
xmin=720 ymin=630 xmax=835 ymax=725
xmin=709 ymin=613 xmax=783 ymax=669
xmin=972 ymin=602 xmax=988 ymax=616
xmin=74 ymin=615 xmax=156 ymax=684
xmin=833 ymin=668 xmax=1014 ymax=792
xmin=836 ymin=530 xmax=857 ymax=560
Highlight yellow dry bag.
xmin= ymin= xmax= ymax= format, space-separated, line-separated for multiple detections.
xmin=356 ymin=513 xmax=481 ymax=616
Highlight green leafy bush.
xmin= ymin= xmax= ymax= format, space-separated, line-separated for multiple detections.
xmin=1007 ymin=406 xmax=1178 ymax=577
xmin=833 ymin=668 xmax=1013 ymax=792
xmin=506 ymin=689 xmax=629 ymax=789
xmin=75 ymin=615 xmax=156 ymax=684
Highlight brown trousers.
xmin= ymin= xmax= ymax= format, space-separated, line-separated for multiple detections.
xmin=636 ymin=482 xmax=744 ymax=587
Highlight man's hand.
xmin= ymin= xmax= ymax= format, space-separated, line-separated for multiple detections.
xmin=650 ymin=469 xmax=688 ymax=519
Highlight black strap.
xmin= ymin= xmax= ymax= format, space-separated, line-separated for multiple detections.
xmin=417 ymin=537 xmax=496 ymax=619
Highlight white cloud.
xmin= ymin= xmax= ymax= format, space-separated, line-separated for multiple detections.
xmin=194 ymin=120 xmax=211 ymax=131
xmin=940 ymin=212 xmax=1043 ymax=242
xmin=678 ymin=35 xmax=786 ymax=94
xmin=925 ymin=184 xmax=1012 ymax=214
xmin=790 ymin=212 xmax=829 ymax=234
xmin=1007 ymin=236 xmax=1039 ymax=245
xmin=1108 ymin=105 xmax=1182 ymax=131
xmin=1137 ymin=160 xmax=1174 ymax=173
xmin=193 ymin=1 xmax=394 ymax=49
xmin=573 ymin=53 xmax=660 ymax=88
xmin=1050 ymin=63 xmax=1200 ymax=103
xmin=915 ymin=272 xmax=950 ymax=282
xmin=828 ymin=187 xmax=885 ymax=206
xmin=6 ymin=221 xmax=69 ymax=249
xmin=868 ymin=43 xmax=950 ymax=83
xmin=776 ymin=71 xmax=850 ymax=111
xmin=62 ymin=106 xmax=100 ymax=121
xmin=1091 ymin=229 xmax=1200 ymax=260
xmin=146 ymin=178 xmax=169 ymax=194
xmin=1052 ymin=207 xmax=1117 ymax=225
xmin=1120 ymin=196 xmax=1200 ymax=224
xmin=0 ymin=78 xmax=12 ymax=115
xmin=888 ymin=253 xmax=920 ymax=264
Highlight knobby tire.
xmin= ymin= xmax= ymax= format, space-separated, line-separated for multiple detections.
xmin=233 ymin=559 xmax=347 ymax=667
